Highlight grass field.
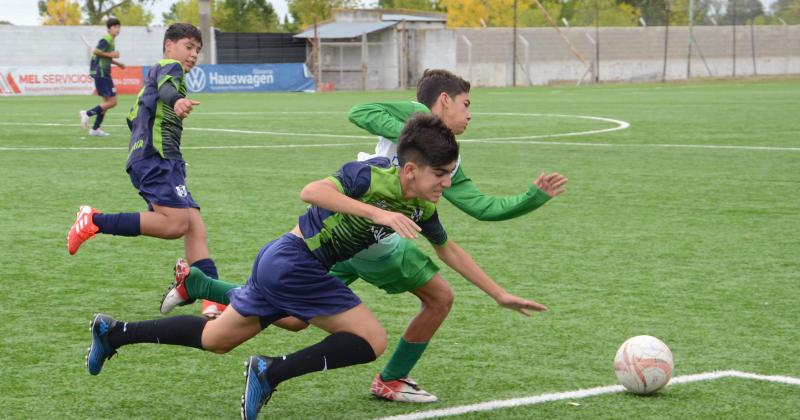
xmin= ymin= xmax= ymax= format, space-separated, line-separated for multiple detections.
xmin=1 ymin=79 xmax=798 ymax=419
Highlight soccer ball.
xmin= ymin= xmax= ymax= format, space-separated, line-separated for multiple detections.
xmin=614 ymin=335 xmax=674 ymax=395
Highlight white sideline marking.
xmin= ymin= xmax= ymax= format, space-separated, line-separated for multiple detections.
xmin=0 ymin=143 xmax=366 ymax=152
xmin=1 ymin=119 xmax=798 ymax=152
xmin=375 ymin=370 xmax=800 ymax=420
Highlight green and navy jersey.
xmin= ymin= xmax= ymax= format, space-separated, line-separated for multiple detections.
xmin=89 ymin=34 xmax=115 ymax=78
xmin=126 ymin=60 xmax=187 ymax=167
xmin=299 ymin=157 xmax=448 ymax=268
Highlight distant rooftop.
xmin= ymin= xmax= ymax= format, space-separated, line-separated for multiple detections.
xmin=294 ymin=9 xmax=447 ymax=40
xmin=294 ymin=21 xmax=397 ymax=39
xmin=382 ymin=13 xmax=446 ymax=22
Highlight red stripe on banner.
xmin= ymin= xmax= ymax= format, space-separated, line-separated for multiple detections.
xmin=7 ymin=74 xmax=22 ymax=94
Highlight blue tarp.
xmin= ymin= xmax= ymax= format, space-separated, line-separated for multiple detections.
xmin=177 ymin=63 xmax=315 ymax=93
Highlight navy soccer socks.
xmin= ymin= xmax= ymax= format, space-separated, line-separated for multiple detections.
xmin=265 ymin=332 xmax=376 ymax=387
xmin=93 ymin=212 xmax=141 ymax=236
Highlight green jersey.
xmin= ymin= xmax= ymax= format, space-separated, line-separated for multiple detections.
xmin=348 ymin=101 xmax=551 ymax=221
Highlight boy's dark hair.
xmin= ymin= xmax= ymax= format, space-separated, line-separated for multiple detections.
xmin=163 ymin=23 xmax=203 ymax=52
xmin=416 ymin=69 xmax=471 ymax=109
xmin=397 ymin=114 xmax=459 ymax=168
xmin=106 ymin=18 xmax=121 ymax=28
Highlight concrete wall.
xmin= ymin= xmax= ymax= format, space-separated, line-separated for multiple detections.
xmin=430 ymin=26 xmax=800 ymax=87
xmin=0 ymin=25 xmax=168 ymax=68
xmin=2 ymin=24 xmax=798 ymax=89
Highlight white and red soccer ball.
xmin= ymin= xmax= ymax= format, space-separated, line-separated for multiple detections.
xmin=614 ymin=335 xmax=674 ymax=395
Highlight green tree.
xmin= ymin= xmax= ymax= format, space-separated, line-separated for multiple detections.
xmin=77 ymin=0 xmax=154 ymax=25
xmin=113 ymin=0 xmax=154 ymax=25
xmin=164 ymin=0 xmax=280 ymax=32
xmin=518 ymin=0 xmax=564 ymax=27
xmin=216 ymin=0 xmax=279 ymax=32
xmin=287 ymin=0 xmax=358 ymax=29
xmin=163 ymin=0 xmax=224 ymax=27
xmin=563 ymin=0 xmax=640 ymax=26
xmin=773 ymin=0 xmax=800 ymax=23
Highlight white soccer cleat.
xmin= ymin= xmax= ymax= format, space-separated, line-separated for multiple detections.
xmin=79 ymin=111 xmax=89 ymax=130
xmin=89 ymin=128 xmax=110 ymax=137
xmin=370 ymin=374 xmax=438 ymax=403
xmin=160 ymin=258 xmax=194 ymax=314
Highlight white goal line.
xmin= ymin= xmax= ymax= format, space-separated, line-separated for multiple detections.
xmin=374 ymin=370 xmax=800 ymax=420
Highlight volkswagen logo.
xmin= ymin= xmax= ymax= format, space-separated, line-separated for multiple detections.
xmin=185 ymin=67 xmax=206 ymax=92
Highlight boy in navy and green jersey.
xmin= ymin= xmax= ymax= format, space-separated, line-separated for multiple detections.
xmin=80 ymin=18 xmax=124 ymax=137
xmin=84 ymin=115 xmax=548 ymax=419
xmin=126 ymin=58 xmax=189 ymax=164
xmin=159 ymin=69 xmax=568 ymax=403
xmin=68 ymin=23 xmax=222 ymax=315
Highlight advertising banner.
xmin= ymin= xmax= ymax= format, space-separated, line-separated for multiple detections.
xmin=183 ymin=63 xmax=315 ymax=93
xmin=0 ymin=66 xmax=144 ymax=96
xmin=1 ymin=63 xmax=313 ymax=96
xmin=0 ymin=67 xmax=94 ymax=96
xmin=112 ymin=66 xmax=145 ymax=95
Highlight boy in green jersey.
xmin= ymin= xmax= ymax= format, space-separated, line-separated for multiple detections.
xmin=160 ymin=69 xmax=567 ymax=403
xmin=87 ymin=115 xmax=548 ymax=418
xmin=334 ymin=69 xmax=567 ymax=402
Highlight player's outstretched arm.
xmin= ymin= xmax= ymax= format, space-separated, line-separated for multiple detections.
xmin=433 ymin=239 xmax=548 ymax=316
xmin=443 ymin=166 xmax=568 ymax=222
xmin=300 ymin=179 xmax=421 ymax=239
xmin=348 ymin=102 xmax=430 ymax=141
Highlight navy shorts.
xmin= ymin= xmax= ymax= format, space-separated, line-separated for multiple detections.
xmin=94 ymin=76 xmax=116 ymax=97
xmin=229 ymin=233 xmax=362 ymax=328
xmin=127 ymin=154 xmax=199 ymax=210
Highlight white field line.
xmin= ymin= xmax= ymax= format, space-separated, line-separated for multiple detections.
xmin=374 ymin=370 xmax=800 ymax=420
xmin=1 ymin=119 xmax=799 ymax=152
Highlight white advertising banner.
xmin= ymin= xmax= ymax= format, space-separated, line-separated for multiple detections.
xmin=0 ymin=66 xmax=95 ymax=96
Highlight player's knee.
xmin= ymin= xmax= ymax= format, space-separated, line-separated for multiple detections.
xmin=425 ymin=283 xmax=455 ymax=315
xmin=161 ymin=217 xmax=190 ymax=238
xmin=200 ymin=330 xmax=235 ymax=354
xmin=204 ymin=341 xmax=235 ymax=354
xmin=365 ymin=328 xmax=388 ymax=357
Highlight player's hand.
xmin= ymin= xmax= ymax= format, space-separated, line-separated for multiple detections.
xmin=534 ymin=172 xmax=567 ymax=198
xmin=174 ymin=99 xmax=200 ymax=119
xmin=495 ymin=291 xmax=548 ymax=316
xmin=117 ymin=62 xmax=125 ymax=69
xmin=372 ymin=210 xmax=421 ymax=239
xmin=110 ymin=51 xmax=120 ymax=58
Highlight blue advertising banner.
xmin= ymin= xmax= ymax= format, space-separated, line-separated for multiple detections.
xmin=179 ymin=63 xmax=315 ymax=93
